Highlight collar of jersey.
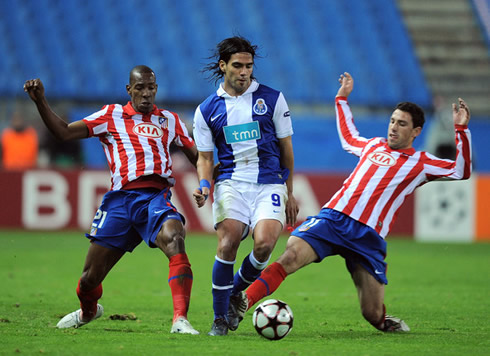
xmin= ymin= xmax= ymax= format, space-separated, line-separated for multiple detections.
xmin=217 ymin=80 xmax=259 ymax=98
xmin=123 ymin=102 xmax=160 ymax=116
xmin=383 ymin=142 xmax=416 ymax=156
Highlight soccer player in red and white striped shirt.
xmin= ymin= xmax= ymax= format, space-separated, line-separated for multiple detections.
xmin=24 ymin=66 xmax=200 ymax=334
xmin=229 ymin=72 xmax=472 ymax=332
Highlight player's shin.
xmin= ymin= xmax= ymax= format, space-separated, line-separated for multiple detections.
xmin=246 ymin=262 xmax=287 ymax=310
xmin=212 ymin=256 xmax=235 ymax=320
xmin=168 ymin=253 xmax=193 ymax=321
xmin=76 ymin=279 xmax=102 ymax=320
xmin=232 ymin=251 xmax=270 ymax=295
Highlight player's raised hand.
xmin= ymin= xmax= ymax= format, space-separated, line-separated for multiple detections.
xmin=452 ymin=98 xmax=470 ymax=126
xmin=24 ymin=79 xmax=45 ymax=102
xmin=336 ymin=72 xmax=354 ymax=98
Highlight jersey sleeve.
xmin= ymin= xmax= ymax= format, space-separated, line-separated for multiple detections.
xmin=192 ymin=106 xmax=215 ymax=152
xmin=172 ymin=113 xmax=195 ymax=148
xmin=423 ymin=124 xmax=472 ymax=181
xmin=335 ymin=96 xmax=369 ymax=157
xmin=272 ymin=92 xmax=294 ymax=138
xmin=82 ymin=105 xmax=111 ymax=137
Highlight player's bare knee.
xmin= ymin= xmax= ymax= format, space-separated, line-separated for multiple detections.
xmin=168 ymin=232 xmax=185 ymax=247
xmin=253 ymin=242 xmax=275 ymax=262
xmin=218 ymin=238 xmax=240 ymax=255
xmin=155 ymin=229 xmax=185 ymax=255
xmin=217 ymin=237 xmax=241 ymax=260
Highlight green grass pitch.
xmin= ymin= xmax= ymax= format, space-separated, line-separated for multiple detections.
xmin=0 ymin=230 xmax=489 ymax=355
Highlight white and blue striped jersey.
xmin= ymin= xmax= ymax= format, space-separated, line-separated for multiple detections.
xmin=193 ymin=81 xmax=293 ymax=184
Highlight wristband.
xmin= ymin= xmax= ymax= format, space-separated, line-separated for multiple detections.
xmin=198 ymin=179 xmax=211 ymax=200
xmin=199 ymin=179 xmax=211 ymax=190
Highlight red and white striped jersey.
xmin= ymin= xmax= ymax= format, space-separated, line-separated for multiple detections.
xmin=83 ymin=102 xmax=194 ymax=190
xmin=324 ymin=97 xmax=472 ymax=238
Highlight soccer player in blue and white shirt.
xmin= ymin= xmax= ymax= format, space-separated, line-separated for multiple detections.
xmin=193 ymin=37 xmax=299 ymax=336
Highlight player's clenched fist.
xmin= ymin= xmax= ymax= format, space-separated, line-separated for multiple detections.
xmin=23 ymin=79 xmax=45 ymax=102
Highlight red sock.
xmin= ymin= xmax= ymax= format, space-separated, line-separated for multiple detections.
xmin=76 ymin=279 xmax=102 ymax=320
xmin=168 ymin=253 xmax=193 ymax=322
xmin=246 ymin=262 xmax=287 ymax=310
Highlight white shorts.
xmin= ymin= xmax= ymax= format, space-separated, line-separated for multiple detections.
xmin=212 ymin=180 xmax=288 ymax=230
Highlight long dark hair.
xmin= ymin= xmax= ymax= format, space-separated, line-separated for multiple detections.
xmin=202 ymin=36 xmax=259 ymax=84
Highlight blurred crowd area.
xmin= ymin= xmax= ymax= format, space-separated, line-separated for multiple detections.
xmin=0 ymin=101 xmax=80 ymax=170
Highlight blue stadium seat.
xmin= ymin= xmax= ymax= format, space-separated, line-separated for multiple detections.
xmin=368 ymin=0 xmax=431 ymax=106
xmin=0 ymin=0 xmax=430 ymax=107
xmin=3 ymin=1 xmax=46 ymax=84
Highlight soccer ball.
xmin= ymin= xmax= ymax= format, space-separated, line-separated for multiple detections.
xmin=252 ymin=299 xmax=293 ymax=340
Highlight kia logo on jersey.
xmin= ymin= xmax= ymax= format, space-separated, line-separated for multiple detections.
xmin=367 ymin=151 xmax=396 ymax=167
xmin=133 ymin=123 xmax=164 ymax=138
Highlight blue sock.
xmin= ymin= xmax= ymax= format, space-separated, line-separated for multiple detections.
xmin=212 ymin=256 xmax=235 ymax=321
xmin=232 ymin=251 xmax=270 ymax=296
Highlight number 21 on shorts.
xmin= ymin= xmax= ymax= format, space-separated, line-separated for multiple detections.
xmin=92 ymin=209 xmax=108 ymax=229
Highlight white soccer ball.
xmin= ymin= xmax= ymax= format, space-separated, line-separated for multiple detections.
xmin=252 ymin=299 xmax=293 ymax=340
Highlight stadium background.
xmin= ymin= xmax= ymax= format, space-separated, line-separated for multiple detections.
xmin=0 ymin=0 xmax=489 ymax=241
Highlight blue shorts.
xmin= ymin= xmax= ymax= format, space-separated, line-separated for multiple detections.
xmin=291 ymin=208 xmax=388 ymax=284
xmin=85 ymin=188 xmax=184 ymax=252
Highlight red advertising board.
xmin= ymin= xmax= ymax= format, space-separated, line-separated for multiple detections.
xmin=0 ymin=170 xmax=414 ymax=237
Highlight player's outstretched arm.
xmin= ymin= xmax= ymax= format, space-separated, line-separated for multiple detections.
xmin=452 ymin=98 xmax=470 ymax=126
xmin=336 ymin=72 xmax=354 ymax=98
xmin=24 ymin=79 xmax=88 ymax=141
